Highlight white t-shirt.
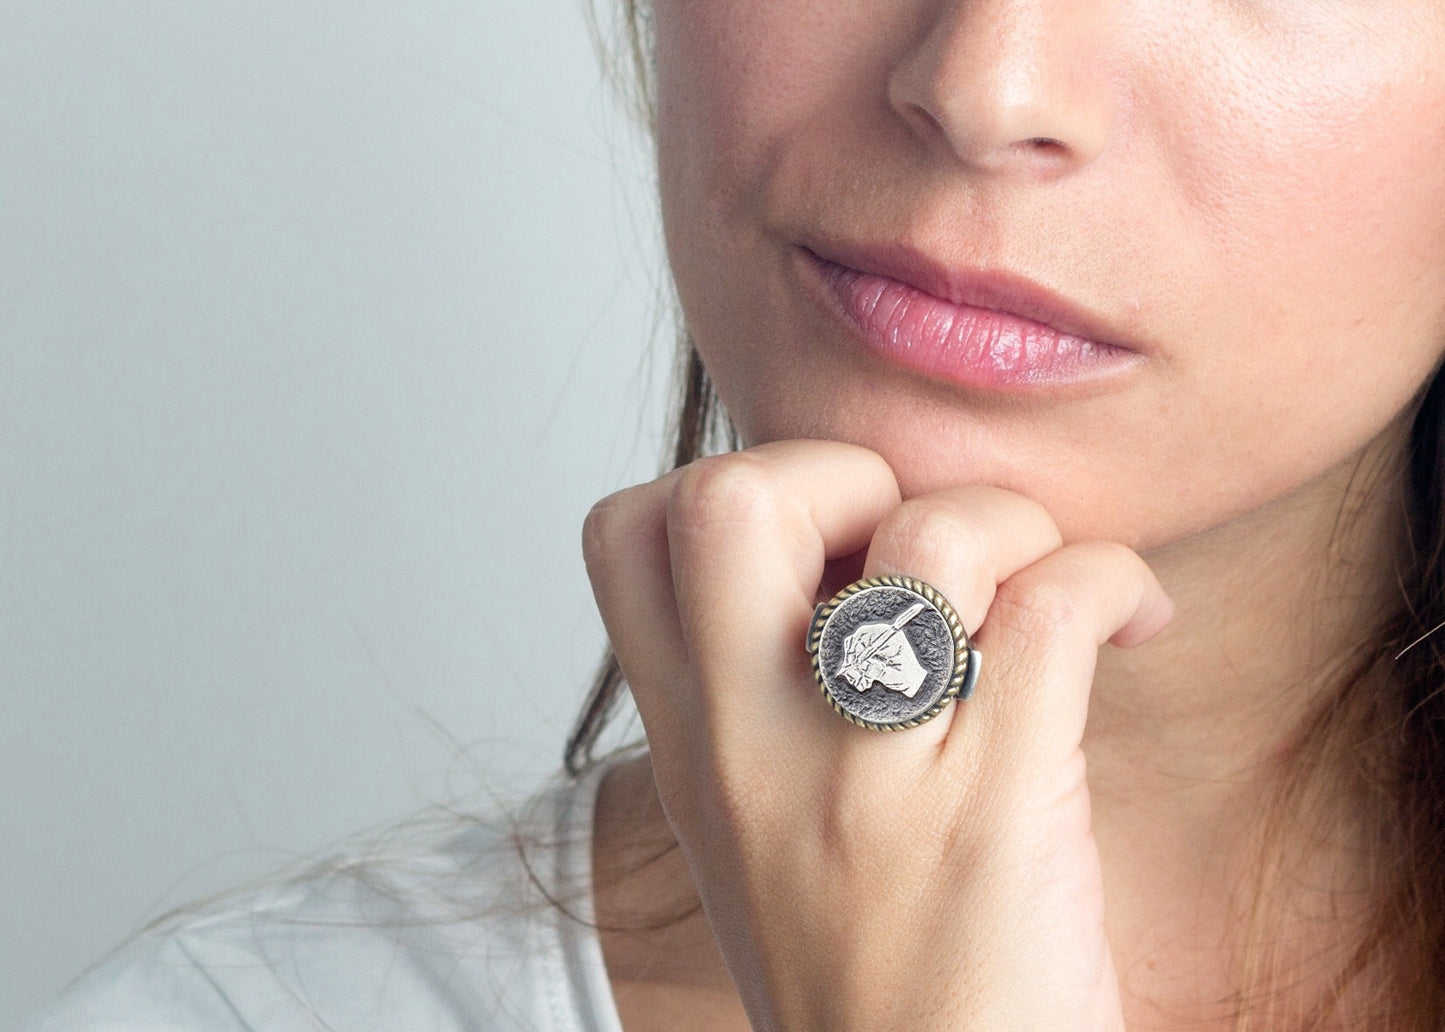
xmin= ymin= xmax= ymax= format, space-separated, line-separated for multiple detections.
xmin=26 ymin=764 xmax=626 ymax=1032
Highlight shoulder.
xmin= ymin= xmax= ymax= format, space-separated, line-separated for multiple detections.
xmin=26 ymin=767 xmax=625 ymax=1032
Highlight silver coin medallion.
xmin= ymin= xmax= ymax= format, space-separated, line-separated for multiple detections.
xmin=806 ymin=576 xmax=980 ymax=731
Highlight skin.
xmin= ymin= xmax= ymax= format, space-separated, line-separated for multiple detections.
xmin=583 ymin=0 xmax=1445 ymax=1029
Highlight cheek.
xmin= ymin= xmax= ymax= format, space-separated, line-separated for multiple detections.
xmin=1158 ymin=15 xmax=1445 ymax=386
xmin=653 ymin=0 xmax=889 ymax=263
xmin=652 ymin=2 xmax=764 ymax=339
xmin=651 ymin=0 xmax=879 ymax=425
xmin=1099 ymin=11 xmax=1445 ymax=529
xmin=653 ymin=0 xmax=790 ymax=221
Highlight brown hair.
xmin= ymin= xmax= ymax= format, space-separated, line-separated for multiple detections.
xmin=1381 ymin=368 xmax=1445 ymax=1023
xmin=566 ymin=4 xmax=1445 ymax=1025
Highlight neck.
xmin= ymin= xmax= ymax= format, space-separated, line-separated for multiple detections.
xmin=1086 ymin=427 xmax=1404 ymax=806
xmin=1083 ymin=429 xmax=1408 ymax=1026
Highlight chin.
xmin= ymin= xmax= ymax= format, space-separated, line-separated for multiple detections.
xmin=738 ymin=405 xmax=1159 ymax=547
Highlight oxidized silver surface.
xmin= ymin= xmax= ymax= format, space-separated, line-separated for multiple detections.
xmin=807 ymin=576 xmax=980 ymax=731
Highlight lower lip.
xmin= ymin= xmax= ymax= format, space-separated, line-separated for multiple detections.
xmin=811 ymin=257 xmax=1140 ymax=391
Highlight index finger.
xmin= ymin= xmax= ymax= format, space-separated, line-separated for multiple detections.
xmin=665 ymin=440 xmax=901 ymax=731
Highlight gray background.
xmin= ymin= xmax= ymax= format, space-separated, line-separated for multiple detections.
xmin=1 ymin=1 xmax=668 ymax=1023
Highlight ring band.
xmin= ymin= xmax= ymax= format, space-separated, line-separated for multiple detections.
xmin=806 ymin=575 xmax=981 ymax=731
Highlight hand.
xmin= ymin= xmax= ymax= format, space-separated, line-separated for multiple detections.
xmin=583 ymin=440 xmax=1173 ymax=1032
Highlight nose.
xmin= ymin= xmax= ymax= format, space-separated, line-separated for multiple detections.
xmin=887 ymin=0 xmax=1115 ymax=177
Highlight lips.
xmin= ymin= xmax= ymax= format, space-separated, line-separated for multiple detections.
xmin=802 ymin=245 xmax=1144 ymax=392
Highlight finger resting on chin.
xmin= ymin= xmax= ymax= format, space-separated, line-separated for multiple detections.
xmin=860 ymin=486 xmax=1064 ymax=635
xmin=663 ymin=447 xmax=900 ymax=741
xmin=828 ymin=487 xmax=1064 ymax=754
xmin=956 ymin=541 xmax=1172 ymax=768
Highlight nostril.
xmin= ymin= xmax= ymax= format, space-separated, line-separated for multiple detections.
xmin=906 ymin=101 xmax=949 ymax=142
xmin=1008 ymin=136 xmax=1072 ymax=169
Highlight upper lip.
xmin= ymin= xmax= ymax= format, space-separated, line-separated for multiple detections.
xmin=801 ymin=240 xmax=1142 ymax=353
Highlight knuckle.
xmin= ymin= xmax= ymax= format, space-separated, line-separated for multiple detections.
xmin=667 ymin=452 xmax=783 ymax=535
xmin=991 ymin=573 xmax=1081 ymax=639
xmin=581 ymin=493 xmax=623 ymax=567
xmin=581 ymin=487 xmax=664 ymax=581
xmin=879 ymin=499 xmax=985 ymax=572
xmin=998 ymin=488 xmax=1064 ymax=548
xmin=1078 ymin=539 xmax=1142 ymax=572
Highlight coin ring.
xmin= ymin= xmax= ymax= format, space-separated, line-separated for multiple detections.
xmin=806 ymin=575 xmax=981 ymax=731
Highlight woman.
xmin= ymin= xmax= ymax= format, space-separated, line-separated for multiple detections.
xmin=31 ymin=0 xmax=1445 ymax=1028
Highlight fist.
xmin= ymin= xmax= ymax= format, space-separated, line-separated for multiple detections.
xmin=583 ymin=440 xmax=1172 ymax=1032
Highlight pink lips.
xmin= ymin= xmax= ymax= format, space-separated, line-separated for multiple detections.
xmin=807 ymin=249 xmax=1142 ymax=391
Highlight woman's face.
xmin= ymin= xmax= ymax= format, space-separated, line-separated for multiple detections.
xmin=651 ymin=0 xmax=1445 ymax=550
